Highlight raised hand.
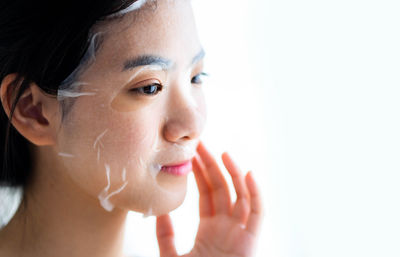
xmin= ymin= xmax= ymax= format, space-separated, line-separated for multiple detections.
xmin=156 ymin=141 xmax=263 ymax=257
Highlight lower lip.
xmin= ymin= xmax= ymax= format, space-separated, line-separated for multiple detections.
xmin=161 ymin=161 xmax=192 ymax=176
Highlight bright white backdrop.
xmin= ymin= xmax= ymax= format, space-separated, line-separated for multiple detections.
xmin=124 ymin=0 xmax=400 ymax=257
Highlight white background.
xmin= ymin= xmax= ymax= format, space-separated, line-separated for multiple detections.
xmin=124 ymin=0 xmax=400 ymax=257
xmin=0 ymin=0 xmax=398 ymax=256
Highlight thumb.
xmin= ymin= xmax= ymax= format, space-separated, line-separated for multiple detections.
xmin=156 ymin=214 xmax=178 ymax=257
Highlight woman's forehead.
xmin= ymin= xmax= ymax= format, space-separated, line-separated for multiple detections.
xmin=89 ymin=0 xmax=200 ymax=70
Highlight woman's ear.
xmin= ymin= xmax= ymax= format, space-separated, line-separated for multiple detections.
xmin=0 ymin=73 xmax=60 ymax=146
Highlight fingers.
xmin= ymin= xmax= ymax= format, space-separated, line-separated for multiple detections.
xmin=221 ymin=152 xmax=250 ymax=224
xmin=245 ymin=171 xmax=264 ymax=236
xmin=192 ymin=155 xmax=213 ymax=217
xmin=156 ymin=214 xmax=178 ymax=257
xmin=196 ymin=141 xmax=231 ymax=214
xmin=194 ymin=141 xmax=264 ymax=237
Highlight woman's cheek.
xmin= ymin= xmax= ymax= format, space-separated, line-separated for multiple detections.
xmin=94 ymin=116 xmax=166 ymax=213
xmin=55 ymin=108 xmax=152 ymax=200
xmin=107 ymin=112 xmax=156 ymax=155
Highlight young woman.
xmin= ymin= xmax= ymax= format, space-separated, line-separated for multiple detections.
xmin=0 ymin=0 xmax=263 ymax=256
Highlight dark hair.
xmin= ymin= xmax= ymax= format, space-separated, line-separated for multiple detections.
xmin=0 ymin=0 xmax=138 ymax=187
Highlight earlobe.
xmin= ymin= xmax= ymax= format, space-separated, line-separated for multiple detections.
xmin=0 ymin=73 xmax=59 ymax=146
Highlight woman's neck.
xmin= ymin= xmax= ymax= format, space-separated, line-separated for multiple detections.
xmin=0 ymin=147 xmax=129 ymax=257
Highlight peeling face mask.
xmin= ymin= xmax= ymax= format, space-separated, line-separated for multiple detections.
xmin=52 ymin=0 xmax=207 ymax=216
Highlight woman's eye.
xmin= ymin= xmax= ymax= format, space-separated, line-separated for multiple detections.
xmin=191 ymin=72 xmax=209 ymax=84
xmin=130 ymin=83 xmax=163 ymax=96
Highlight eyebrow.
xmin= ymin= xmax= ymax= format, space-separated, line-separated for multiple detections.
xmin=190 ymin=49 xmax=205 ymax=66
xmin=122 ymin=48 xmax=205 ymax=71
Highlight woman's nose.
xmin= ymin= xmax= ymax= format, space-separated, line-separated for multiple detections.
xmin=163 ymin=86 xmax=206 ymax=144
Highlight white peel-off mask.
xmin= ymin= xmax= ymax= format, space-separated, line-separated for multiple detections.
xmin=55 ymin=0 xmax=206 ymax=215
xmin=98 ymin=164 xmax=129 ymax=212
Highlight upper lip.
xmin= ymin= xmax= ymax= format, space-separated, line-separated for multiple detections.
xmin=162 ymin=158 xmax=193 ymax=167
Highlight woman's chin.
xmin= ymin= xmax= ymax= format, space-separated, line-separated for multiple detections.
xmin=143 ymin=187 xmax=188 ymax=216
xmin=117 ymin=181 xmax=188 ymax=216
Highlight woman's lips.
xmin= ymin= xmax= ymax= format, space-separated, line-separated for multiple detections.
xmin=161 ymin=160 xmax=192 ymax=176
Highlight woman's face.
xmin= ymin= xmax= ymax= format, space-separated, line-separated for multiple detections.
xmin=54 ymin=0 xmax=206 ymax=215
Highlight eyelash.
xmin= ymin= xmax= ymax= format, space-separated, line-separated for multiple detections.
xmin=191 ymin=72 xmax=208 ymax=84
xmin=130 ymin=72 xmax=209 ymax=96
xmin=131 ymin=83 xmax=163 ymax=96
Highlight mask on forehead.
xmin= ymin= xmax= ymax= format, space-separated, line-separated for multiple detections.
xmin=54 ymin=0 xmax=206 ymax=215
